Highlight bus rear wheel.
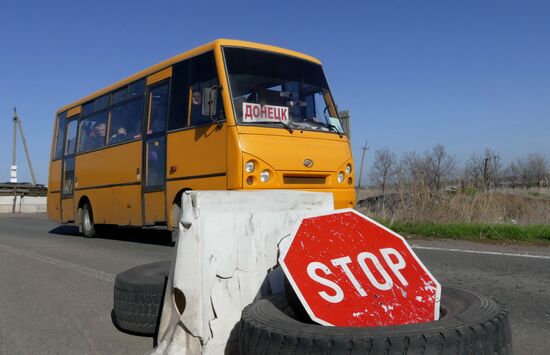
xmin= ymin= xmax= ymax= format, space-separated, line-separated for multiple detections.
xmin=80 ymin=203 xmax=96 ymax=238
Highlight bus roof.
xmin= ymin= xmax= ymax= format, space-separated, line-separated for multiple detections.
xmin=56 ymin=39 xmax=322 ymax=114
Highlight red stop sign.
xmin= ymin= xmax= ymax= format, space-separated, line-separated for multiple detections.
xmin=279 ymin=209 xmax=441 ymax=327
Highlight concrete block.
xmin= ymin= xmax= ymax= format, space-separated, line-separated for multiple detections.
xmin=153 ymin=190 xmax=334 ymax=355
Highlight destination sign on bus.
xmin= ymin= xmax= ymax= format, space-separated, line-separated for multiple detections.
xmin=242 ymin=103 xmax=289 ymax=123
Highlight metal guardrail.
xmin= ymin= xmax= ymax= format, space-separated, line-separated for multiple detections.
xmin=0 ymin=183 xmax=47 ymax=198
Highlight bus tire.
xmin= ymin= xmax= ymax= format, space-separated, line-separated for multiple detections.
xmin=239 ymin=287 xmax=511 ymax=355
xmin=112 ymin=261 xmax=170 ymax=336
xmin=80 ymin=203 xmax=96 ymax=238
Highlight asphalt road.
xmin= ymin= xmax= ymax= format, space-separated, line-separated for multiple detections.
xmin=0 ymin=214 xmax=549 ymax=354
xmin=0 ymin=214 xmax=173 ymax=354
xmin=410 ymin=238 xmax=550 ymax=355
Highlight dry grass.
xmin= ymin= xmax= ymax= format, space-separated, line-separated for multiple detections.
xmin=357 ymin=188 xmax=550 ymax=226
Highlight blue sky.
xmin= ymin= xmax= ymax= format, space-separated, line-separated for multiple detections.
xmin=1 ymin=0 xmax=548 ymax=184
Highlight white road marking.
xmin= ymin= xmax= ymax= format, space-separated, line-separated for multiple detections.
xmin=0 ymin=243 xmax=115 ymax=282
xmin=411 ymin=245 xmax=550 ymax=260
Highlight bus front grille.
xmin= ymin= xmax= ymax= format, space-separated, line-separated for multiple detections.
xmin=283 ymin=176 xmax=326 ymax=185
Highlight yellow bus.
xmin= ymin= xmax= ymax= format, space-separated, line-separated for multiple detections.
xmin=47 ymin=39 xmax=355 ymax=237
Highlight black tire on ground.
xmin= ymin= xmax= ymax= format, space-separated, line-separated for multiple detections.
xmin=112 ymin=261 xmax=171 ymax=336
xmin=79 ymin=203 xmax=96 ymax=238
xmin=240 ymin=287 xmax=512 ymax=354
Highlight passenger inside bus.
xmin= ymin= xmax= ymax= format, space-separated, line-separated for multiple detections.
xmin=84 ymin=123 xmax=106 ymax=150
xmin=110 ymin=126 xmax=128 ymax=143
xmin=190 ymin=90 xmax=203 ymax=123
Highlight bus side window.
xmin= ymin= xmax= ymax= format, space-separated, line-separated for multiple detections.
xmin=111 ymin=87 xmax=127 ymax=106
xmin=62 ymin=157 xmax=75 ymax=195
xmin=53 ymin=112 xmax=67 ymax=160
xmin=128 ymin=79 xmax=146 ymax=99
xmin=188 ymin=52 xmax=223 ymax=127
xmin=109 ymin=98 xmax=144 ymax=144
xmin=94 ymin=95 xmax=109 ymax=111
xmin=145 ymin=83 xmax=169 ymax=188
xmin=64 ymin=119 xmax=78 ymax=155
xmin=146 ymin=137 xmax=165 ymax=187
xmin=77 ymin=112 xmax=109 ymax=152
xmin=189 ymin=84 xmax=208 ymax=126
xmin=168 ymin=60 xmax=189 ymax=131
xmin=147 ymin=83 xmax=169 ymax=135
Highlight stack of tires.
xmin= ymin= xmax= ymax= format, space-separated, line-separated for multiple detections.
xmin=112 ymin=262 xmax=512 ymax=354
xmin=112 ymin=261 xmax=170 ymax=336
xmin=240 ymin=287 xmax=512 ymax=354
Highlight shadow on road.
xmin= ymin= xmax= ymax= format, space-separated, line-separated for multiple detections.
xmin=48 ymin=225 xmax=80 ymax=236
xmin=48 ymin=225 xmax=173 ymax=246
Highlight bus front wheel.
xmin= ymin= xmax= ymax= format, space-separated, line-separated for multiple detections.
xmin=80 ymin=203 xmax=96 ymax=238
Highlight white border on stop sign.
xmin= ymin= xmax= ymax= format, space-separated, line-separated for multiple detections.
xmin=278 ymin=208 xmax=442 ymax=327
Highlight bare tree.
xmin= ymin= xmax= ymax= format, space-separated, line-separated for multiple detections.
xmin=527 ymin=153 xmax=548 ymax=189
xmin=370 ymin=147 xmax=398 ymax=193
xmin=514 ymin=157 xmax=531 ymax=189
xmin=464 ymin=149 xmax=502 ymax=189
xmin=398 ymin=144 xmax=456 ymax=192
xmin=510 ymin=153 xmax=548 ymax=189
xmin=425 ymin=143 xmax=456 ymax=191
xmin=399 ymin=151 xmax=426 ymax=187
xmin=503 ymin=161 xmax=521 ymax=189
xmin=464 ymin=153 xmax=484 ymax=189
xmin=485 ymin=149 xmax=503 ymax=188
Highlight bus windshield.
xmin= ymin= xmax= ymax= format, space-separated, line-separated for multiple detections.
xmin=224 ymin=47 xmax=344 ymax=134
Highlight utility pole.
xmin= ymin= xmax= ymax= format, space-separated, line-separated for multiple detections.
xmin=339 ymin=110 xmax=351 ymax=140
xmin=11 ymin=108 xmax=37 ymax=185
xmin=483 ymin=157 xmax=489 ymax=189
xmin=357 ymin=139 xmax=369 ymax=188
xmin=11 ymin=109 xmax=17 ymax=183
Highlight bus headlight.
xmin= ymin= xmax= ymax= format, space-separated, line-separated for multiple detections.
xmin=346 ymin=164 xmax=352 ymax=175
xmin=260 ymin=170 xmax=270 ymax=183
xmin=337 ymin=172 xmax=344 ymax=183
xmin=245 ymin=161 xmax=255 ymax=173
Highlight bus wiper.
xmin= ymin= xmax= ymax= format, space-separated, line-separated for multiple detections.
xmin=254 ymin=120 xmax=294 ymax=133
xmin=321 ymin=106 xmax=344 ymax=138
xmin=328 ymin=124 xmax=343 ymax=137
xmin=315 ymin=120 xmax=343 ymax=138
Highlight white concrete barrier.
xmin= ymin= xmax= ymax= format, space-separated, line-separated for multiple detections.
xmin=0 ymin=196 xmax=47 ymax=213
xmin=153 ymin=190 xmax=334 ymax=355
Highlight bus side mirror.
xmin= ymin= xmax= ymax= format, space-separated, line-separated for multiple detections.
xmin=202 ymin=87 xmax=218 ymax=118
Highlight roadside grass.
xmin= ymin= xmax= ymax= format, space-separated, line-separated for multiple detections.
xmin=379 ymin=221 xmax=550 ymax=244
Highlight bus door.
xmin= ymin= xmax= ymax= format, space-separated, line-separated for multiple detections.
xmin=142 ymin=78 xmax=170 ymax=224
xmin=60 ymin=114 xmax=79 ymax=222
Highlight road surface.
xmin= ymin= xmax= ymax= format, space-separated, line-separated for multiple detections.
xmin=0 ymin=214 xmax=548 ymax=354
